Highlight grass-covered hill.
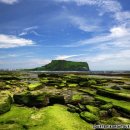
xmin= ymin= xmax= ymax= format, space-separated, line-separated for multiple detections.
xmin=31 ymin=60 xmax=89 ymax=71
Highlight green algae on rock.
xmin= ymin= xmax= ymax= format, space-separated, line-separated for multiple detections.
xmin=86 ymin=105 xmax=100 ymax=115
xmin=0 ymin=104 xmax=93 ymax=130
xmin=13 ymin=91 xmax=49 ymax=107
xmin=80 ymin=111 xmax=99 ymax=123
xmin=95 ymin=95 xmax=130 ymax=114
xmin=28 ymin=82 xmax=42 ymax=91
xmin=100 ymin=103 xmax=113 ymax=110
xmin=0 ymin=92 xmax=12 ymax=114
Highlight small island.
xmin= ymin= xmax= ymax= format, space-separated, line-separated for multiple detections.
xmin=31 ymin=60 xmax=89 ymax=71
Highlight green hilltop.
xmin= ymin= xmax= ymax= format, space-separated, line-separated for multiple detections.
xmin=31 ymin=60 xmax=89 ymax=71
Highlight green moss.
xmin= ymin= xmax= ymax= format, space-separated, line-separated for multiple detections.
xmin=28 ymin=82 xmax=42 ymax=90
xmin=0 ymin=104 xmax=93 ymax=130
xmin=0 ymin=93 xmax=12 ymax=114
xmin=80 ymin=111 xmax=99 ymax=123
xmin=104 ymin=117 xmax=130 ymax=125
xmin=0 ymin=123 xmax=23 ymax=130
xmin=72 ymin=94 xmax=83 ymax=102
xmin=31 ymin=104 xmax=93 ymax=130
xmin=79 ymin=89 xmax=96 ymax=96
xmin=95 ymin=95 xmax=130 ymax=114
xmin=100 ymin=103 xmax=113 ymax=110
xmin=0 ymin=105 xmax=35 ymax=125
xmin=68 ymin=83 xmax=78 ymax=88
xmin=57 ymin=83 xmax=66 ymax=89
xmin=97 ymin=88 xmax=130 ymax=101
xmin=88 ymin=80 xmax=97 ymax=86
xmin=86 ymin=105 xmax=99 ymax=115
xmin=41 ymin=78 xmax=49 ymax=83
xmin=13 ymin=91 xmax=49 ymax=107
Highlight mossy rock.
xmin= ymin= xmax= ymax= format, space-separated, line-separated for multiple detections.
xmin=0 ymin=105 xmax=36 ymax=127
xmin=86 ymin=105 xmax=100 ymax=115
xmin=105 ymin=117 xmax=130 ymax=125
xmin=29 ymin=104 xmax=93 ymax=130
xmin=0 ymin=104 xmax=93 ymax=130
xmin=13 ymin=91 xmax=49 ymax=107
xmin=0 ymin=82 xmax=6 ymax=88
xmin=0 ymin=92 xmax=12 ymax=114
xmin=0 ymin=123 xmax=23 ymax=130
xmin=68 ymin=83 xmax=78 ymax=88
xmin=79 ymin=81 xmax=88 ymax=87
xmin=100 ymin=103 xmax=113 ymax=110
xmin=87 ymin=80 xmax=97 ymax=86
xmin=80 ymin=95 xmax=95 ymax=105
xmin=111 ymin=85 xmax=122 ymax=90
xmin=57 ymin=83 xmax=66 ymax=89
xmin=66 ymin=77 xmax=81 ymax=84
xmin=80 ymin=111 xmax=99 ymax=123
xmin=78 ymin=103 xmax=86 ymax=111
xmin=70 ymin=94 xmax=83 ymax=104
xmin=99 ymin=110 xmax=108 ymax=119
xmin=67 ymin=104 xmax=82 ymax=113
xmin=28 ymin=82 xmax=42 ymax=91
xmin=112 ymin=80 xmax=124 ymax=85
xmin=95 ymin=95 xmax=130 ymax=114
xmin=108 ymin=108 xmax=120 ymax=117
xmin=97 ymin=88 xmax=130 ymax=101
xmin=78 ymin=89 xmax=96 ymax=96
xmin=40 ymin=78 xmax=49 ymax=83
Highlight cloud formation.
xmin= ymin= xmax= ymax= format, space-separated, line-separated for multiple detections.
xmin=69 ymin=15 xmax=99 ymax=32
xmin=0 ymin=0 xmax=19 ymax=4
xmin=55 ymin=54 xmax=82 ymax=60
xmin=19 ymin=26 xmax=41 ymax=36
xmin=0 ymin=34 xmax=35 ymax=48
xmin=55 ymin=0 xmax=121 ymax=13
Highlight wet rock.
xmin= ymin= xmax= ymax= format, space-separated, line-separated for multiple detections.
xmin=49 ymin=95 xmax=65 ymax=105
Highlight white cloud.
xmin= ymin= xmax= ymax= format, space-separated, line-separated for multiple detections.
xmin=114 ymin=11 xmax=130 ymax=22
xmin=19 ymin=26 xmax=41 ymax=36
xmin=0 ymin=34 xmax=35 ymax=48
xmin=69 ymin=49 xmax=130 ymax=70
xmin=110 ymin=26 xmax=129 ymax=37
xmin=55 ymin=54 xmax=82 ymax=60
xmin=55 ymin=0 xmax=121 ymax=13
xmin=0 ymin=0 xmax=18 ymax=4
xmin=64 ymin=26 xmax=130 ymax=48
xmin=69 ymin=15 xmax=99 ymax=32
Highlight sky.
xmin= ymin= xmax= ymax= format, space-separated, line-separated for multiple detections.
xmin=0 ymin=0 xmax=130 ymax=70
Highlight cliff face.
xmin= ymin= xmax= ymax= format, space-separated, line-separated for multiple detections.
xmin=32 ymin=60 xmax=89 ymax=71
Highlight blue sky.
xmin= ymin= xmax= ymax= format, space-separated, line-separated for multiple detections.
xmin=0 ymin=0 xmax=130 ymax=70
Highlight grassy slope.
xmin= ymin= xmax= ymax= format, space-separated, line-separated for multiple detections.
xmin=32 ymin=60 xmax=89 ymax=71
